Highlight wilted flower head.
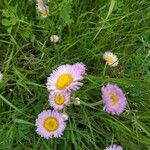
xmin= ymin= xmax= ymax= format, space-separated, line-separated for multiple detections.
xmin=50 ymin=35 xmax=60 ymax=43
xmin=35 ymin=110 xmax=67 ymax=139
xmin=49 ymin=92 xmax=71 ymax=110
xmin=41 ymin=5 xmax=49 ymax=18
xmin=36 ymin=0 xmax=44 ymax=11
xmin=101 ymin=84 xmax=126 ymax=115
xmin=103 ymin=51 xmax=119 ymax=67
xmin=104 ymin=144 xmax=123 ymax=150
xmin=47 ymin=64 xmax=84 ymax=94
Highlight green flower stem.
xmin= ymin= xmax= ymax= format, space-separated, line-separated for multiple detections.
xmin=81 ymin=100 xmax=102 ymax=108
xmin=102 ymin=63 xmax=107 ymax=77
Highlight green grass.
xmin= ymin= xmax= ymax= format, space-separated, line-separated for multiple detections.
xmin=0 ymin=0 xmax=150 ymax=149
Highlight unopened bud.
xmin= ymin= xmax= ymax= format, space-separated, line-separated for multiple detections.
xmin=62 ymin=113 xmax=68 ymax=120
xmin=74 ymin=97 xmax=81 ymax=106
xmin=50 ymin=35 xmax=60 ymax=43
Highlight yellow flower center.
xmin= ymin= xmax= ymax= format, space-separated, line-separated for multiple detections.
xmin=110 ymin=92 xmax=118 ymax=106
xmin=42 ymin=9 xmax=48 ymax=17
xmin=107 ymin=56 xmax=114 ymax=64
xmin=44 ymin=117 xmax=59 ymax=132
xmin=56 ymin=73 xmax=73 ymax=90
xmin=54 ymin=94 xmax=66 ymax=105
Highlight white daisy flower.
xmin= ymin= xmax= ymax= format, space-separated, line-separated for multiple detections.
xmin=103 ymin=51 xmax=119 ymax=67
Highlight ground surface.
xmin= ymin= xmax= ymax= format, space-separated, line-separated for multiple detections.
xmin=0 ymin=0 xmax=150 ymax=149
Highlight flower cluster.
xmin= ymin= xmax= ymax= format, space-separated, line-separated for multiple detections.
xmin=36 ymin=0 xmax=49 ymax=18
xmin=102 ymin=51 xmax=126 ymax=116
xmin=35 ymin=49 xmax=126 ymax=148
xmin=102 ymin=52 xmax=125 ymax=149
xmin=33 ymin=2 xmax=127 ymax=145
xmin=35 ymin=62 xmax=86 ymax=139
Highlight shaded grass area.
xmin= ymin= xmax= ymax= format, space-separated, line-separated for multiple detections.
xmin=0 ymin=0 xmax=150 ymax=149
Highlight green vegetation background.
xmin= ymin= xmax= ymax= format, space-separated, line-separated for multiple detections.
xmin=0 ymin=0 xmax=150 ymax=149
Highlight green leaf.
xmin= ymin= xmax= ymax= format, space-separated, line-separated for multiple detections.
xmin=13 ymin=119 xmax=34 ymax=126
xmin=11 ymin=17 xmax=18 ymax=25
xmin=0 ymin=94 xmax=22 ymax=114
xmin=2 ymin=9 xmax=10 ymax=17
xmin=106 ymin=0 xmax=116 ymax=19
xmin=59 ymin=0 xmax=73 ymax=25
xmin=1 ymin=19 xmax=12 ymax=26
xmin=7 ymin=26 xmax=12 ymax=34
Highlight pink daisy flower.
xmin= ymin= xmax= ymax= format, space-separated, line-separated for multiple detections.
xmin=35 ymin=110 xmax=67 ymax=139
xmin=41 ymin=5 xmax=49 ymax=18
xmin=48 ymin=92 xmax=71 ymax=110
xmin=36 ymin=0 xmax=44 ymax=11
xmin=72 ymin=62 xmax=86 ymax=76
xmin=104 ymin=145 xmax=123 ymax=150
xmin=101 ymin=84 xmax=126 ymax=115
xmin=46 ymin=64 xmax=83 ymax=94
xmin=103 ymin=51 xmax=119 ymax=67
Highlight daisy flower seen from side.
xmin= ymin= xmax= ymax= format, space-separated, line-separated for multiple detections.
xmin=41 ymin=5 xmax=49 ymax=18
xmin=49 ymin=92 xmax=71 ymax=110
xmin=50 ymin=35 xmax=60 ymax=43
xmin=0 ymin=72 xmax=3 ymax=81
xmin=101 ymin=84 xmax=126 ymax=115
xmin=104 ymin=144 xmax=123 ymax=150
xmin=72 ymin=62 xmax=86 ymax=76
xmin=103 ymin=51 xmax=119 ymax=67
xmin=36 ymin=110 xmax=66 ymax=139
xmin=36 ymin=0 xmax=44 ymax=11
xmin=47 ymin=64 xmax=84 ymax=94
